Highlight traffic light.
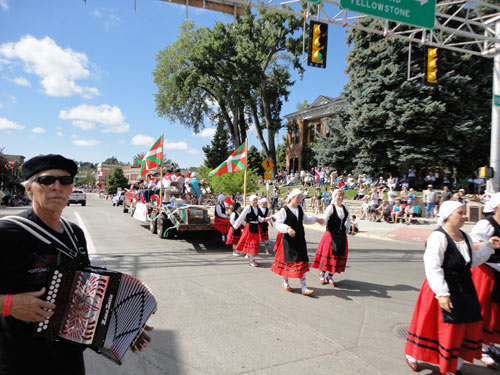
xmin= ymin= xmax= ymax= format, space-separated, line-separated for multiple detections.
xmin=425 ymin=47 xmax=438 ymax=84
xmin=308 ymin=21 xmax=328 ymax=69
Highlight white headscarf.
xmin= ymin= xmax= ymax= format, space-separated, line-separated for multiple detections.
xmin=287 ymin=188 xmax=303 ymax=201
xmin=217 ymin=194 xmax=225 ymax=203
xmin=249 ymin=194 xmax=258 ymax=202
xmin=331 ymin=189 xmax=342 ymax=200
xmin=259 ymin=197 xmax=268 ymax=204
xmin=437 ymin=201 xmax=464 ymax=227
xmin=484 ymin=192 xmax=500 ymax=214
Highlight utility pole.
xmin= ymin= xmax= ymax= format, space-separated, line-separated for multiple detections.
xmin=488 ymin=21 xmax=500 ymax=193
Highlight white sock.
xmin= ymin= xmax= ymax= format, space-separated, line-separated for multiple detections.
xmin=283 ymin=277 xmax=290 ymax=287
xmin=319 ymin=271 xmax=325 ymax=278
xmin=457 ymin=357 xmax=464 ymax=370
xmin=300 ymin=276 xmax=308 ymax=291
xmin=483 ymin=343 xmax=490 ymax=352
xmin=248 ymin=254 xmax=255 ymax=263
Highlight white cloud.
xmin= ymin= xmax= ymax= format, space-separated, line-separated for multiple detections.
xmin=248 ymin=123 xmax=256 ymax=133
xmin=73 ymin=139 xmax=100 ymax=147
xmin=165 ymin=141 xmax=188 ymax=151
xmin=131 ymin=134 xmax=155 ymax=146
xmin=0 ymin=35 xmax=99 ymax=98
xmin=32 ymin=127 xmax=46 ymax=133
xmin=59 ymin=104 xmax=129 ymax=133
xmin=187 ymin=149 xmax=200 ymax=155
xmin=71 ymin=134 xmax=77 ymax=139
xmin=12 ymin=76 xmax=31 ymax=87
xmin=193 ymin=128 xmax=216 ymax=138
xmin=93 ymin=10 xmax=102 ymax=18
xmin=0 ymin=117 xmax=24 ymax=130
xmin=0 ymin=0 xmax=8 ymax=11
xmin=92 ymin=8 xmax=122 ymax=30
xmin=56 ymin=131 xmax=64 ymax=137
xmin=72 ymin=120 xmax=95 ymax=131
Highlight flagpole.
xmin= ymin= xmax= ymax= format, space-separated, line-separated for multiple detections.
xmin=159 ymin=133 xmax=164 ymax=204
xmin=243 ymin=138 xmax=248 ymax=206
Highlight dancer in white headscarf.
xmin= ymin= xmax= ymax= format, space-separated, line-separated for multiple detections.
xmin=234 ymin=195 xmax=270 ymax=267
xmin=214 ymin=194 xmax=230 ymax=242
xmin=405 ymin=201 xmax=500 ymax=375
xmin=470 ymin=192 xmax=500 ymax=369
xmin=311 ymin=189 xmax=350 ymax=286
xmin=258 ymin=197 xmax=271 ymax=254
xmin=270 ymin=189 xmax=324 ymax=295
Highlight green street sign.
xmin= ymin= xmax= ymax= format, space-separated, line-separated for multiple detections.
xmin=340 ymin=0 xmax=436 ymax=29
xmin=495 ymin=95 xmax=500 ymax=107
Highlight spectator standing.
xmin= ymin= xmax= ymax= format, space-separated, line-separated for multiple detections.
xmin=329 ymin=170 xmax=338 ymax=187
xmin=360 ymin=196 xmax=370 ymax=220
xmin=423 ymin=185 xmax=438 ymax=218
xmin=400 ymin=174 xmax=409 ymax=189
xmin=440 ymin=185 xmax=452 ymax=204
xmin=319 ymin=169 xmax=325 ymax=185
xmin=387 ymin=186 xmax=398 ymax=206
xmin=300 ymin=169 xmax=305 ymax=185
xmin=408 ymin=166 xmax=417 ymax=189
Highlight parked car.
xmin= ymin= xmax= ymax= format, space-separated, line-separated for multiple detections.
xmin=112 ymin=191 xmax=125 ymax=206
xmin=68 ymin=189 xmax=86 ymax=206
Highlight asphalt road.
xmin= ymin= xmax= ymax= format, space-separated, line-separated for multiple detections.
xmin=0 ymin=196 xmax=492 ymax=375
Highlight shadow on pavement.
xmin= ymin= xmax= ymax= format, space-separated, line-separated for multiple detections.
xmin=312 ymin=279 xmax=419 ymax=300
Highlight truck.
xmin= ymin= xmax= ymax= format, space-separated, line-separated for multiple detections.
xmin=122 ymin=181 xmax=214 ymax=239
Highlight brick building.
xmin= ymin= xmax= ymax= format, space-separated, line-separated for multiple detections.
xmin=283 ymin=95 xmax=347 ymax=172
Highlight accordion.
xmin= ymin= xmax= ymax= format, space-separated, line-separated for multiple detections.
xmin=35 ymin=267 xmax=157 ymax=364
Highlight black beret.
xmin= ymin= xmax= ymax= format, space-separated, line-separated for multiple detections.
xmin=22 ymin=154 xmax=78 ymax=180
xmin=174 ymin=169 xmax=181 ymax=173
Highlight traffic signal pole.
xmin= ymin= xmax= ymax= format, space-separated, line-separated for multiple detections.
xmin=488 ymin=21 xmax=500 ymax=193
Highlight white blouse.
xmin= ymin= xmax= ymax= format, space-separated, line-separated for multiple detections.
xmin=321 ymin=204 xmax=351 ymax=230
xmin=275 ymin=205 xmax=317 ymax=234
xmin=424 ymin=230 xmax=494 ymax=297
xmin=234 ymin=205 xmax=263 ymax=228
xmin=470 ymin=219 xmax=500 ymax=272
xmin=230 ymin=212 xmax=245 ymax=228
xmin=215 ymin=204 xmax=228 ymax=219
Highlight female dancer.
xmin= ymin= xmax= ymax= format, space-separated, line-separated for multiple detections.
xmin=226 ymin=202 xmax=244 ymax=257
xmin=405 ymin=201 xmax=500 ymax=375
xmin=470 ymin=192 xmax=500 ymax=369
xmin=271 ymin=189 xmax=323 ymax=295
xmin=234 ymin=195 xmax=270 ymax=267
xmin=258 ymin=197 xmax=271 ymax=254
xmin=311 ymin=189 xmax=350 ymax=286
xmin=214 ymin=194 xmax=230 ymax=242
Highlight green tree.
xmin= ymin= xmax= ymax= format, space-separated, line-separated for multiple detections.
xmin=153 ymin=8 xmax=304 ymax=174
xmin=208 ymin=169 xmax=259 ymax=197
xmin=106 ymin=167 xmax=128 ymax=195
xmin=202 ymin=121 xmax=230 ymax=169
xmin=247 ymin=145 xmax=264 ymax=175
xmin=103 ymin=156 xmax=126 ymax=166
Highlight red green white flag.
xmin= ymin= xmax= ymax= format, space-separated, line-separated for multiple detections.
xmin=209 ymin=141 xmax=247 ymax=177
xmin=138 ymin=135 xmax=163 ymax=178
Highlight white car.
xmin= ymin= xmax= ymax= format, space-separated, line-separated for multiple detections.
xmin=112 ymin=191 xmax=125 ymax=206
xmin=68 ymin=190 xmax=86 ymax=206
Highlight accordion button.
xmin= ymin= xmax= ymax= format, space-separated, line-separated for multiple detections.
xmin=37 ymin=328 xmax=42 ymax=332
xmin=54 ymin=270 xmax=59 ymax=275
xmin=43 ymin=324 xmax=48 ymax=329
xmin=51 ymin=280 xmax=56 ymax=285
xmin=50 ymin=299 xmax=55 ymax=303
xmin=48 ymin=291 xmax=53 ymax=296
xmin=53 ymin=289 xmax=58 ymax=294
xmin=55 ymin=284 xmax=60 ymax=288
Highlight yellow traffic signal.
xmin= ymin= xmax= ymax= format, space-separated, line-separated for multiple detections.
xmin=308 ymin=21 xmax=328 ymax=68
xmin=426 ymin=47 xmax=438 ymax=84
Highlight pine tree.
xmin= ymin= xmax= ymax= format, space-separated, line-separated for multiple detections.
xmin=202 ymin=121 xmax=230 ymax=169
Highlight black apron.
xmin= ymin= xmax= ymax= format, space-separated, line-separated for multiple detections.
xmin=327 ymin=205 xmax=348 ymax=256
xmin=282 ymin=206 xmax=308 ymax=263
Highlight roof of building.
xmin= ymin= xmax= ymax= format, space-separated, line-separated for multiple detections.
xmin=283 ymin=95 xmax=347 ymax=122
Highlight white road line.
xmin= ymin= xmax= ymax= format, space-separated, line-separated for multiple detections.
xmin=74 ymin=211 xmax=97 ymax=255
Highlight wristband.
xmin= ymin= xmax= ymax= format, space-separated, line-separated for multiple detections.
xmin=3 ymin=294 xmax=13 ymax=317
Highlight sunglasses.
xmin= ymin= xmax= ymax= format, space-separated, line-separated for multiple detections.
xmin=33 ymin=175 xmax=74 ymax=186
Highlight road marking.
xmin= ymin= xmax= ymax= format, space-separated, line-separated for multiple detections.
xmin=74 ymin=211 xmax=97 ymax=255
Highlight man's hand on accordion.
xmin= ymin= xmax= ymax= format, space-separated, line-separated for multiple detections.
xmin=130 ymin=325 xmax=153 ymax=353
xmin=11 ymin=288 xmax=56 ymax=322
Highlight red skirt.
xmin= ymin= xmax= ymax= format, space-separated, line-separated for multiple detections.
xmin=471 ymin=264 xmax=500 ymax=344
xmin=259 ymin=229 xmax=269 ymax=242
xmin=214 ymin=217 xmax=230 ymax=234
xmin=405 ymin=279 xmax=483 ymax=374
xmin=273 ymin=232 xmax=282 ymax=252
xmin=270 ymin=237 xmax=309 ymax=279
xmin=311 ymin=231 xmax=348 ymax=274
xmin=235 ymin=224 xmax=261 ymax=254
xmin=226 ymin=227 xmax=241 ymax=246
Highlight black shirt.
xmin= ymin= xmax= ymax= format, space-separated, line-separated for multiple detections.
xmin=0 ymin=209 xmax=90 ymax=375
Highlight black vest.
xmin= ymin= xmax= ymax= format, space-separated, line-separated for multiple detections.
xmin=232 ymin=212 xmax=242 ymax=236
xmin=436 ymin=227 xmax=482 ymax=324
xmin=215 ymin=204 xmax=226 ymax=218
xmin=246 ymin=206 xmax=260 ymax=234
xmin=282 ymin=206 xmax=308 ymax=263
xmin=327 ymin=205 xmax=348 ymax=256
xmin=485 ymin=217 xmax=500 ymax=302
xmin=259 ymin=207 xmax=269 ymax=232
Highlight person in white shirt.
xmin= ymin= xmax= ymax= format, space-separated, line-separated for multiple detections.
xmin=405 ymin=201 xmax=500 ymax=375
xmin=469 ymin=193 xmax=500 ymax=369
xmin=348 ymin=215 xmax=358 ymax=235
xmin=214 ymin=194 xmax=230 ymax=242
xmin=423 ymin=184 xmax=438 ymax=218
xmin=226 ymin=202 xmax=244 ymax=256
xmin=270 ymin=189 xmax=323 ymax=294
xmin=258 ymin=198 xmax=271 ymax=254
xmin=404 ymin=200 xmax=416 ymax=224
xmin=311 ymin=189 xmax=350 ymax=286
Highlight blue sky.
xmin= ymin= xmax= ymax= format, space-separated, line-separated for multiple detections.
xmin=0 ymin=0 xmax=349 ymax=168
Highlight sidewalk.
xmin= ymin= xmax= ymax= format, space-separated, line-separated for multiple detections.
xmin=306 ymin=216 xmax=476 ymax=244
